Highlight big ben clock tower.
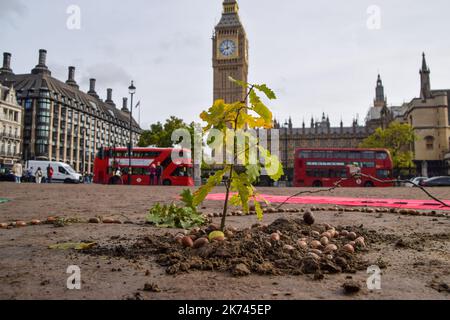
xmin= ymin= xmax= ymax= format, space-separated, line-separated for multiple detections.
xmin=213 ymin=0 xmax=249 ymax=104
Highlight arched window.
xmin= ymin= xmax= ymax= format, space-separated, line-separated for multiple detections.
xmin=425 ymin=136 xmax=434 ymax=150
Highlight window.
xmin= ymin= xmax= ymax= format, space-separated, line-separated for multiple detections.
xmin=348 ymin=151 xmax=360 ymax=159
xmin=425 ymin=136 xmax=434 ymax=150
xmin=376 ymin=170 xmax=391 ymax=179
xmin=362 ymin=151 xmax=375 ymax=159
xmin=59 ymin=166 xmax=68 ymax=175
xmin=376 ymin=152 xmax=388 ymax=160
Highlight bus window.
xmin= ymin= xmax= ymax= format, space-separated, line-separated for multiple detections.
xmin=335 ymin=151 xmax=347 ymax=159
xmin=299 ymin=150 xmax=311 ymax=159
xmin=362 ymin=151 xmax=375 ymax=159
xmin=376 ymin=169 xmax=391 ymax=179
xmin=349 ymin=151 xmax=360 ymax=159
xmin=376 ymin=152 xmax=388 ymax=160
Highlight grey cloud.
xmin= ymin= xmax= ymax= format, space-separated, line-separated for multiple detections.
xmin=0 ymin=0 xmax=27 ymax=28
xmin=80 ymin=63 xmax=132 ymax=87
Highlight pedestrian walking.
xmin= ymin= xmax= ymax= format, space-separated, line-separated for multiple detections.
xmin=46 ymin=165 xmax=54 ymax=184
xmin=35 ymin=167 xmax=43 ymax=184
xmin=12 ymin=161 xmax=23 ymax=184
xmin=149 ymin=164 xmax=156 ymax=185
xmin=26 ymin=167 xmax=33 ymax=183
xmin=156 ymin=162 xmax=163 ymax=185
xmin=114 ymin=168 xmax=123 ymax=185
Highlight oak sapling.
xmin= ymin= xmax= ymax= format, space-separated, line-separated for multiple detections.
xmin=192 ymin=77 xmax=284 ymax=231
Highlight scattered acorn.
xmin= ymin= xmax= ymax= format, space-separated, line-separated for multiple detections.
xmin=224 ymin=230 xmax=234 ymax=238
xmin=347 ymin=232 xmax=357 ymax=240
xmin=46 ymin=217 xmax=57 ymax=223
xmin=89 ymin=217 xmax=101 ymax=224
xmin=320 ymin=237 xmax=329 ymax=246
xmin=15 ymin=221 xmax=27 ymax=227
xmin=270 ymin=233 xmax=281 ymax=241
xmin=311 ymin=231 xmax=320 ymax=238
xmin=310 ymin=240 xmax=322 ymax=249
xmin=309 ymin=249 xmax=323 ymax=256
xmin=193 ymin=237 xmax=209 ymax=249
xmin=174 ymin=234 xmax=184 ymax=245
xmin=209 ymin=231 xmax=225 ymax=242
xmin=303 ymin=211 xmax=315 ymax=225
xmin=342 ymin=244 xmax=355 ymax=254
xmin=355 ymin=237 xmax=366 ymax=248
xmin=283 ymin=245 xmax=295 ymax=251
xmin=297 ymin=240 xmax=308 ymax=250
xmin=181 ymin=236 xmax=194 ymax=248
xmin=102 ymin=218 xmax=115 ymax=224
xmin=307 ymin=252 xmax=321 ymax=260
xmin=30 ymin=219 xmax=41 ymax=225
xmin=324 ymin=244 xmax=338 ymax=253
xmin=0 ymin=222 xmax=9 ymax=229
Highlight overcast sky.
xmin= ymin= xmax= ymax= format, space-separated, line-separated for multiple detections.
xmin=1 ymin=0 xmax=450 ymax=130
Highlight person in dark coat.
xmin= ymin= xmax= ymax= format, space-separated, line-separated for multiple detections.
xmin=149 ymin=164 xmax=156 ymax=185
xmin=156 ymin=162 xmax=163 ymax=185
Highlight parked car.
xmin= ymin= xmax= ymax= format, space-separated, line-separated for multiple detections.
xmin=407 ymin=176 xmax=428 ymax=187
xmin=0 ymin=168 xmax=15 ymax=182
xmin=420 ymin=176 xmax=450 ymax=187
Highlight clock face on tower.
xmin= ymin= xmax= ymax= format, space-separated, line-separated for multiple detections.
xmin=219 ymin=39 xmax=236 ymax=57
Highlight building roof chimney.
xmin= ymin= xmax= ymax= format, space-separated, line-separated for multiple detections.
xmin=87 ymin=78 xmax=99 ymax=99
xmin=65 ymin=66 xmax=79 ymax=89
xmin=105 ymin=88 xmax=116 ymax=107
xmin=121 ymin=97 xmax=129 ymax=112
xmin=31 ymin=49 xmax=51 ymax=76
xmin=0 ymin=52 xmax=13 ymax=75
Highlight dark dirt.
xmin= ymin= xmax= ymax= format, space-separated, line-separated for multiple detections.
xmin=86 ymin=218 xmax=376 ymax=277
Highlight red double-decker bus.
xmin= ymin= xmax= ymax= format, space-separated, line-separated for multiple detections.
xmin=93 ymin=147 xmax=194 ymax=186
xmin=294 ymin=148 xmax=394 ymax=188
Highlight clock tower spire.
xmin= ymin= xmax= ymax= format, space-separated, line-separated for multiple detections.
xmin=213 ymin=0 xmax=249 ymax=104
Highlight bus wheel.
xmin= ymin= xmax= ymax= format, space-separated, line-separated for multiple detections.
xmin=163 ymin=179 xmax=172 ymax=186
xmin=364 ymin=181 xmax=374 ymax=187
xmin=312 ymin=180 xmax=323 ymax=188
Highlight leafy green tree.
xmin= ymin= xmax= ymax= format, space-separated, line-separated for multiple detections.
xmin=192 ymin=77 xmax=283 ymax=231
xmin=359 ymin=122 xmax=416 ymax=169
xmin=138 ymin=116 xmax=192 ymax=148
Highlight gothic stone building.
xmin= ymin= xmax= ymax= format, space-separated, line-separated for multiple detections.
xmin=394 ymin=54 xmax=450 ymax=176
xmin=0 ymin=50 xmax=141 ymax=173
xmin=0 ymin=84 xmax=22 ymax=167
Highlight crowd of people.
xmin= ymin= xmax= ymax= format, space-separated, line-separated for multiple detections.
xmin=7 ymin=161 xmax=167 ymax=186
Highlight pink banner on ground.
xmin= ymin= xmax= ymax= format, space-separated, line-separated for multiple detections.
xmin=205 ymin=193 xmax=450 ymax=211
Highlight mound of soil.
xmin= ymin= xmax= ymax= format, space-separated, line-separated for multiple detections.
xmin=86 ymin=218 xmax=382 ymax=278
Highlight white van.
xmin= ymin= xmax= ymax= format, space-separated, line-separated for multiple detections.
xmin=26 ymin=161 xmax=82 ymax=184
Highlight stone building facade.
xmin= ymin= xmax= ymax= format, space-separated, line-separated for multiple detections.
xmin=0 ymin=82 xmax=22 ymax=167
xmin=399 ymin=54 xmax=450 ymax=176
xmin=0 ymin=50 xmax=141 ymax=173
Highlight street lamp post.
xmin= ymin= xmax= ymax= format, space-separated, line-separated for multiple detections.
xmin=128 ymin=81 xmax=136 ymax=185
xmin=284 ymin=121 xmax=289 ymax=185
